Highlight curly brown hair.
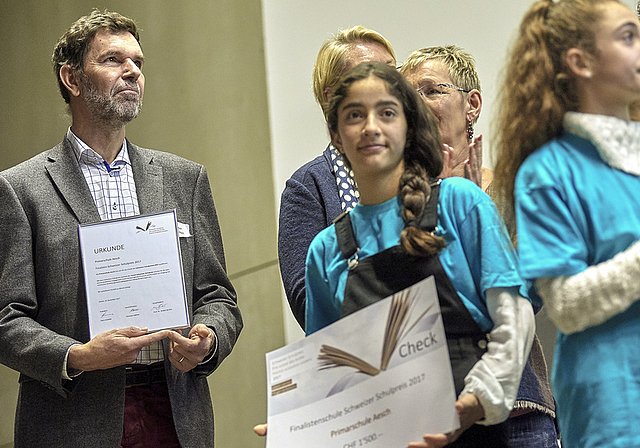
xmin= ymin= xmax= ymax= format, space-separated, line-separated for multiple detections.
xmin=492 ymin=0 xmax=617 ymax=212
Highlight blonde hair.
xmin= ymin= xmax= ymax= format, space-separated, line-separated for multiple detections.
xmin=312 ymin=26 xmax=396 ymax=119
xmin=493 ymin=0 xmax=618 ymax=211
xmin=400 ymin=45 xmax=480 ymax=94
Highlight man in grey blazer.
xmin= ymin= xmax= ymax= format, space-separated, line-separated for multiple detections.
xmin=0 ymin=10 xmax=242 ymax=448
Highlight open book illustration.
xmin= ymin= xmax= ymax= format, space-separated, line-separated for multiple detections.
xmin=317 ymin=286 xmax=441 ymax=395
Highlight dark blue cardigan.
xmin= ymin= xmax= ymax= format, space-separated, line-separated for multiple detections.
xmin=278 ymin=145 xmax=341 ymax=328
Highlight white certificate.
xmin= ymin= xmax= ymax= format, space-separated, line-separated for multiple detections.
xmin=265 ymin=276 xmax=459 ymax=448
xmin=79 ymin=210 xmax=189 ymax=338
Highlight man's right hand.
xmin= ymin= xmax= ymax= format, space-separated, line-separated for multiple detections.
xmin=68 ymin=327 xmax=169 ymax=371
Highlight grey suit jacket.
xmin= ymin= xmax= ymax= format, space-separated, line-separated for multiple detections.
xmin=0 ymin=138 xmax=243 ymax=447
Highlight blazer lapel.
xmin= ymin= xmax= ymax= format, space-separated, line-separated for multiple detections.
xmin=45 ymin=140 xmax=101 ymax=224
xmin=128 ymin=141 xmax=163 ymax=215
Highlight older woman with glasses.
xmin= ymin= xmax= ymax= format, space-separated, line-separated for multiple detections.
xmin=401 ymin=46 xmax=490 ymax=192
xmin=402 ymin=45 xmax=559 ymax=447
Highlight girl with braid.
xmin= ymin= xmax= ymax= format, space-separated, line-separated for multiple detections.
xmin=305 ymin=62 xmax=535 ymax=448
xmin=493 ymin=1 xmax=640 ymax=447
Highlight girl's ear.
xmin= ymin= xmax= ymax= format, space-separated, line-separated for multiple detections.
xmin=330 ymin=128 xmax=343 ymax=153
xmin=565 ymin=47 xmax=594 ymax=79
xmin=59 ymin=64 xmax=83 ymax=99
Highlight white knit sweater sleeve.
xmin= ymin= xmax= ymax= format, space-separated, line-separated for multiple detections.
xmin=460 ymin=287 xmax=535 ymax=425
xmin=536 ymin=239 xmax=640 ymax=335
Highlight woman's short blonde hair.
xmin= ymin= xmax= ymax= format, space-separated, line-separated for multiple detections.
xmin=400 ymin=45 xmax=480 ymax=93
xmin=312 ymin=26 xmax=395 ymax=118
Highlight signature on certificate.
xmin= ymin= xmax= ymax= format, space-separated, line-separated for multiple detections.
xmin=151 ymin=301 xmax=169 ymax=313
xmin=126 ymin=305 xmax=140 ymax=318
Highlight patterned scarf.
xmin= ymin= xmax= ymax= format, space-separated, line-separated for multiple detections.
xmin=329 ymin=144 xmax=360 ymax=211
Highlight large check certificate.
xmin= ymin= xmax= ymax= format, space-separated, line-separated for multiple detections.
xmin=79 ymin=210 xmax=189 ymax=338
xmin=265 ymin=276 xmax=459 ymax=448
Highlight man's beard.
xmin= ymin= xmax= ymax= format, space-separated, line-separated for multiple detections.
xmin=80 ymin=74 xmax=142 ymax=127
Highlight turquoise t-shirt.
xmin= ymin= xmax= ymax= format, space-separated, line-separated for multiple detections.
xmin=305 ymin=177 xmax=528 ymax=336
xmin=516 ymin=131 xmax=640 ymax=448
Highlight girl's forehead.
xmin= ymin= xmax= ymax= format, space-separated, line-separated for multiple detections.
xmin=594 ymin=1 xmax=639 ymax=36
xmin=344 ymin=76 xmax=394 ymax=99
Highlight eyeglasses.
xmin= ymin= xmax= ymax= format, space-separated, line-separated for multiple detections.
xmin=417 ymin=83 xmax=471 ymax=99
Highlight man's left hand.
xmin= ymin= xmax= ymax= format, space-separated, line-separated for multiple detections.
xmin=167 ymin=324 xmax=215 ymax=372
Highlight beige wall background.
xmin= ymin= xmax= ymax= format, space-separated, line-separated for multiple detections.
xmin=0 ymin=1 xmax=283 ymax=447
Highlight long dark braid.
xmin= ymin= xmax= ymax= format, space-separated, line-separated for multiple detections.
xmin=399 ymin=163 xmax=445 ymax=256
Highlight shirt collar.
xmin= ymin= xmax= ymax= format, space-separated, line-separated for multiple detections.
xmin=66 ymin=127 xmax=131 ymax=167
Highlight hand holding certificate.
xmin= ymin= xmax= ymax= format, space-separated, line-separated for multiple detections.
xmin=67 ymin=326 xmax=171 ymax=372
xmin=79 ymin=210 xmax=189 ymax=338
xmin=265 ymin=276 xmax=459 ymax=448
